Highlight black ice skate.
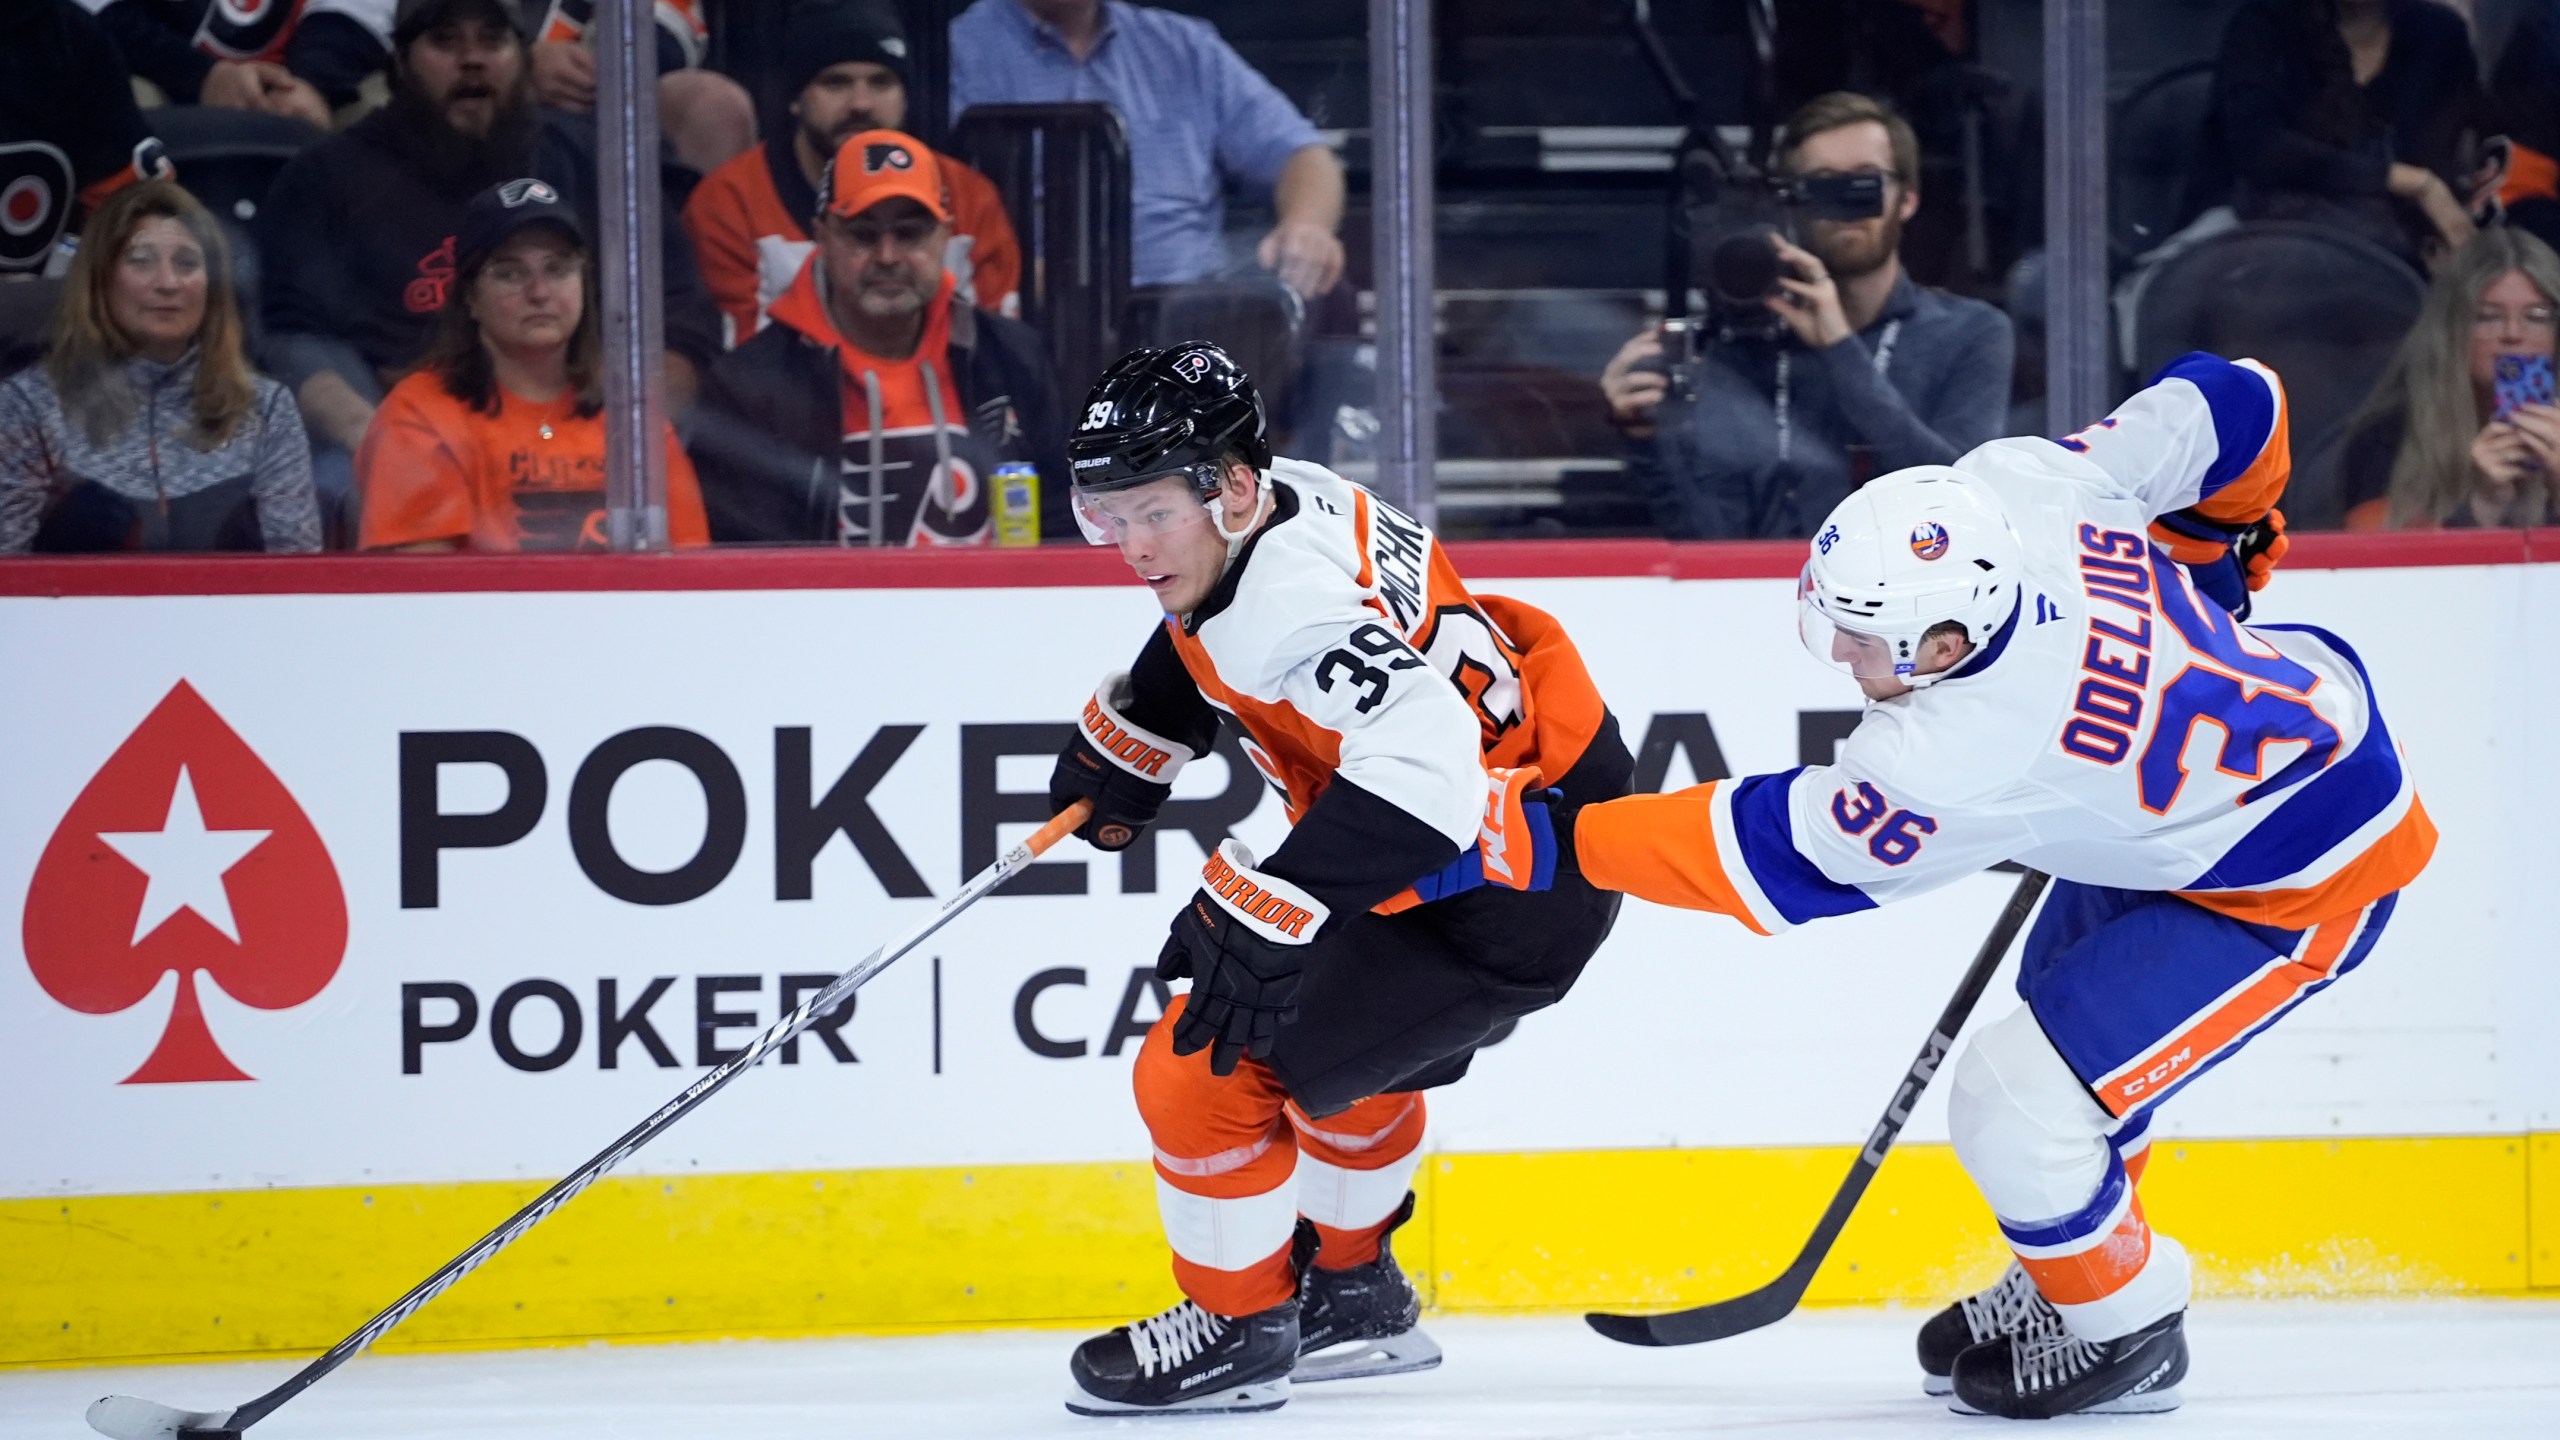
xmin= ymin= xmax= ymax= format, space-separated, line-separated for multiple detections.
xmin=1295 ymin=1191 xmax=1443 ymax=1383
xmin=1064 ymin=1295 xmax=1300 ymax=1417
xmin=1916 ymin=1261 xmax=2063 ymax=1396
xmin=1949 ymin=1309 xmax=2187 ymax=1418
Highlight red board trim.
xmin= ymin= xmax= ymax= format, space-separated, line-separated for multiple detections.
xmin=1 ymin=530 xmax=2552 ymax=598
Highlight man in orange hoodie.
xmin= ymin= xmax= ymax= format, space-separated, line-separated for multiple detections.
xmin=680 ymin=0 xmax=1019 ymax=349
xmin=687 ymin=129 xmax=1066 ymax=544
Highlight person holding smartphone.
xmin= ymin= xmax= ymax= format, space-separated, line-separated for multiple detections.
xmin=2342 ymin=227 xmax=2560 ymax=529
xmin=1597 ymin=91 xmax=2013 ymax=541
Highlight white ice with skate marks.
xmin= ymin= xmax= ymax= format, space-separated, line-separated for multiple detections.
xmin=14 ymin=1300 xmax=2557 ymax=1439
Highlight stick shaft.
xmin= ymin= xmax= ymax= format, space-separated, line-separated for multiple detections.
xmin=221 ymin=804 xmax=1090 ymax=1432
xmin=1587 ymin=868 xmax=2049 ymax=1347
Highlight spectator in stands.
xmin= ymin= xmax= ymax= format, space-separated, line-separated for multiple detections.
xmin=1597 ymin=92 xmax=2012 ymax=541
xmin=0 ymin=0 xmax=172 ymax=280
xmin=685 ymin=0 xmax=1019 ymax=349
xmin=2489 ymin=1 xmax=2560 ymax=252
xmin=258 ymin=0 xmax=720 ymax=512
xmin=2341 ymin=226 xmax=2560 ymax=529
xmin=0 ymin=180 xmax=319 ymax=552
xmin=689 ymin=130 xmax=1068 ymax=544
xmin=946 ymin=0 xmax=1345 ymax=299
xmin=521 ymin=0 xmax=755 ymax=175
xmin=357 ymin=178 xmax=705 ymax=550
xmin=2194 ymin=0 xmax=2487 ymax=267
xmin=85 ymin=0 xmax=387 ymax=124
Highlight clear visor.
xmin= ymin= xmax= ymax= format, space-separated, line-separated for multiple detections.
xmin=1071 ymin=472 xmax=1218 ymax=547
xmin=1797 ymin=568 xmax=1915 ymax=682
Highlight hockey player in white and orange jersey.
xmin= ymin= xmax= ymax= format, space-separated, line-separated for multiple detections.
xmin=1044 ymin=344 xmax=1632 ymax=1416
xmin=1568 ymin=352 xmax=2435 ymax=1419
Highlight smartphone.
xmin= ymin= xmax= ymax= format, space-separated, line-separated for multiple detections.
xmin=2493 ymin=352 xmax=2554 ymax=421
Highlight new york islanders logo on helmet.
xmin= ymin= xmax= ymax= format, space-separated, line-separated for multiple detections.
xmin=1910 ymin=521 xmax=1950 ymax=560
xmin=1171 ymin=350 xmax=1213 ymax=384
xmin=865 ymin=142 xmax=916 ymax=174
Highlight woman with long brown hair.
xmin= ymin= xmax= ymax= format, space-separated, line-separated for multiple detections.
xmin=0 ymin=180 xmax=319 ymax=552
xmin=356 ymin=178 xmax=707 ymax=552
xmin=2342 ymin=227 xmax=2560 ymax=528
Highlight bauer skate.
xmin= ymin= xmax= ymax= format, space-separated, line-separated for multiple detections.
xmin=1064 ymin=1295 xmax=1300 ymax=1417
xmin=1916 ymin=1260 xmax=2063 ymax=1396
xmin=1294 ymin=1191 xmax=1443 ymax=1383
xmin=1949 ymin=1309 xmax=2187 ymax=1418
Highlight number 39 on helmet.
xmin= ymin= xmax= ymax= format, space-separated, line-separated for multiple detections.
xmin=1799 ymin=467 xmax=2023 ymax=688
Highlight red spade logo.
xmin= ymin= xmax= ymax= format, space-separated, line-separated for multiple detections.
xmin=22 ymin=681 xmax=347 ymax=1083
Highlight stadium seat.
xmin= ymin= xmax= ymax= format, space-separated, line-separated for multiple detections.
xmin=950 ymin=102 xmax=1133 ymax=400
xmin=2129 ymin=221 xmax=2423 ymax=529
xmin=0 ymin=277 xmax=65 ymax=379
xmin=2110 ymin=60 xmax=2217 ymax=260
xmin=146 ymin=106 xmax=326 ymax=228
xmin=1124 ymin=274 xmax=1305 ymax=444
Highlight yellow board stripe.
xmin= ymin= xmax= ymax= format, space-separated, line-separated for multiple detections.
xmin=3 ymin=1136 xmax=2548 ymax=1368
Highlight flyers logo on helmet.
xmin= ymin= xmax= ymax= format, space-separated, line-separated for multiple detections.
xmin=1171 ymin=350 xmax=1213 ymax=384
xmin=865 ymin=143 xmax=916 ymax=174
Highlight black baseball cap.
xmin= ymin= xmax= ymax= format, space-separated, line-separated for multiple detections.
xmin=455 ymin=178 xmax=584 ymax=277
xmin=393 ymin=0 xmax=531 ymax=50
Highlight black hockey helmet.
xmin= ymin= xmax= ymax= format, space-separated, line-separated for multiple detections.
xmin=1068 ymin=343 xmax=1271 ymax=502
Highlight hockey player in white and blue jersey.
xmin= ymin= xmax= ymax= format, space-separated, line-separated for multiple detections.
xmin=1569 ymin=353 xmax=2436 ymax=1419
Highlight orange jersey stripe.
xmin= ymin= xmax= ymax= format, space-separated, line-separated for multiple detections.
xmin=2177 ymin=796 xmax=2434 ymax=931
xmin=2095 ymin=910 xmax=2364 ymax=1118
xmin=2188 ymin=368 xmax=2292 ymax=526
xmin=1573 ymin=784 xmax=1771 ymax=935
xmin=2018 ymin=1197 xmax=2155 ymax=1305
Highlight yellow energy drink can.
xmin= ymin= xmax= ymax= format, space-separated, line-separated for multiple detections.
xmin=993 ymin=462 xmax=1040 ymax=547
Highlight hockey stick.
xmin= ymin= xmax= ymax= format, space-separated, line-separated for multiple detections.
xmin=87 ymin=801 xmax=1095 ymax=1440
xmin=1585 ymin=867 xmax=2050 ymax=1348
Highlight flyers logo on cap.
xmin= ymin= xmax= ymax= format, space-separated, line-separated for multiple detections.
xmin=499 ymin=178 xmax=561 ymax=208
xmin=865 ymin=142 xmax=916 ymax=174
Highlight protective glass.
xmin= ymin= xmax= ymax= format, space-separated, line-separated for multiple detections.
xmin=1071 ymin=472 xmax=1217 ymax=546
xmin=1796 ymin=565 xmax=1911 ymax=682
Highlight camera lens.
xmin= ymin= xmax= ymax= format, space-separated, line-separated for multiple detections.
xmin=1709 ymin=227 xmax=1782 ymax=304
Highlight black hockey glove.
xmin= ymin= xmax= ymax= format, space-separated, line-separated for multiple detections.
xmin=1049 ymin=671 xmax=1199 ymax=851
xmin=1158 ymin=840 xmax=1330 ymax=1076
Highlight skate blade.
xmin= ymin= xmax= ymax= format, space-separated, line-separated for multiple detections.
xmin=1921 ymin=1373 xmax=1953 ymax=1397
xmin=1945 ymin=1384 xmax=2182 ymax=1419
xmin=1063 ymin=1375 xmax=1289 ymax=1418
xmin=1294 ymin=1328 xmax=1444 ymax=1383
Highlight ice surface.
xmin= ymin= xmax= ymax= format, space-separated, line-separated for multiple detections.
xmin=9 ymin=1301 xmax=2556 ymax=1439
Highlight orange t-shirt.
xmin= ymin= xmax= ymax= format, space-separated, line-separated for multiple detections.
xmin=683 ymin=137 xmax=1023 ymax=347
xmin=355 ymin=372 xmax=710 ymax=552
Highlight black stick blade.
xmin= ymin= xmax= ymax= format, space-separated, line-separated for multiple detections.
xmin=1585 ymin=1273 xmax=1810 ymax=1348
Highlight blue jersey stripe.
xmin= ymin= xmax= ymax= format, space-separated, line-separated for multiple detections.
xmin=1730 ymin=769 xmax=1878 ymax=926
xmin=2152 ymin=352 xmax=2276 ymax=500
xmin=1998 ymin=1147 xmax=2131 ymax=1249
xmin=2188 ymin=624 xmax=2403 ymax=891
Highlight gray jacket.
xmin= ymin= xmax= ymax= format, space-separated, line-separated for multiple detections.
xmin=0 ymin=353 xmax=320 ymax=553
xmin=1630 ymin=274 xmax=2015 ymax=539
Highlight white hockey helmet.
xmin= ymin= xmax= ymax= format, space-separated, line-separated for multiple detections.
xmin=1798 ymin=467 xmax=2022 ymax=689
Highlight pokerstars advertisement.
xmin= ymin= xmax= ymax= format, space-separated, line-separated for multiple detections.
xmin=0 ymin=564 xmax=2543 ymax=1201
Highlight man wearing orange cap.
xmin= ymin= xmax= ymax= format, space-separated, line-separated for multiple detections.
xmin=689 ymin=129 xmax=1069 ymax=545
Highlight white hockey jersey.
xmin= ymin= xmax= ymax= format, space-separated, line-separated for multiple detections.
xmin=1128 ymin=457 xmax=1613 ymax=904
xmin=1578 ymin=354 xmax=2435 ymax=934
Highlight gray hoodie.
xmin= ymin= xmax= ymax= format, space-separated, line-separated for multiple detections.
xmin=0 ymin=351 xmax=320 ymax=553
xmin=1629 ymin=273 xmax=2015 ymax=540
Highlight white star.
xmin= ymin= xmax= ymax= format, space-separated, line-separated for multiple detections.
xmin=98 ymin=767 xmax=271 ymax=945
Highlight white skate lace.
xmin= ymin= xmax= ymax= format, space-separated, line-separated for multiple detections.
xmin=2009 ymin=1325 xmax=2102 ymax=1396
xmin=1960 ymin=1262 xmax=2061 ymax=1345
xmin=1127 ymin=1300 xmax=1228 ymax=1377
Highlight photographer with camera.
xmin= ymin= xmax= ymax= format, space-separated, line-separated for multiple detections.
xmin=1600 ymin=92 xmax=2013 ymax=540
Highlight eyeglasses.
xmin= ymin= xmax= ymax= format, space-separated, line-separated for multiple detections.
xmin=2474 ymin=304 xmax=2559 ymax=331
xmin=830 ymin=216 xmax=942 ymax=252
xmin=482 ymin=255 xmax=584 ymax=291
